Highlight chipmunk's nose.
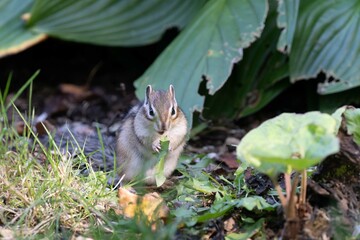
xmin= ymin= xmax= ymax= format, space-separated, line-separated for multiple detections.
xmin=157 ymin=123 xmax=167 ymax=135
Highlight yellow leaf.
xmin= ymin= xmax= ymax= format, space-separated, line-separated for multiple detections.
xmin=117 ymin=187 xmax=169 ymax=222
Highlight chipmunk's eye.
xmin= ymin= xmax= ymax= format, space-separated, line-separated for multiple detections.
xmin=171 ymin=106 xmax=176 ymax=116
xmin=149 ymin=106 xmax=155 ymax=116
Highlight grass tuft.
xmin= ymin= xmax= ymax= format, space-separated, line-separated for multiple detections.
xmin=0 ymin=74 xmax=118 ymax=239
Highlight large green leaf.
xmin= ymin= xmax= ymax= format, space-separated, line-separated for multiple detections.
xmin=27 ymin=0 xmax=205 ymax=46
xmin=276 ymin=0 xmax=299 ymax=53
xmin=203 ymin=2 xmax=289 ymax=120
xmin=135 ymin=0 xmax=268 ymax=125
xmin=237 ymin=112 xmax=339 ymax=177
xmin=286 ymin=0 xmax=360 ymax=94
xmin=0 ymin=0 xmax=45 ymax=58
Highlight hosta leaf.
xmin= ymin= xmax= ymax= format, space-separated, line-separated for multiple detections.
xmin=135 ymin=0 xmax=268 ymax=125
xmin=237 ymin=112 xmax=339 ymax=177
xmin=0 ymin=0 xmax=46 ymax=58
xmin=276 ymin=0 xmax=299 ymax=53
xmin=288 ymin=0 xmax=360 ymax=94
xmin=204 ymin=3 xmax=289 ymax=119
xmin=28 ymin=0 xmax=204 ymax=46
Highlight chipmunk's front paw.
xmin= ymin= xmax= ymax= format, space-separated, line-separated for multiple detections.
xmin=152 ymin=141 xmax=161 ymax=153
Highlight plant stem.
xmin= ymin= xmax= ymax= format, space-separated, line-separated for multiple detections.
xmin=272 ymin=178 xmax=287 ymax=208
xmin=300 ymin=169 xmax=307 ymax=205
xmin=284 ymin=173 xmax=291 ymax=201
xmin=287 ymin=172 xmax=299 ymax=219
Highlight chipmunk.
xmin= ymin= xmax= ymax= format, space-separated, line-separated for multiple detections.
xmin=117 ymin=85 xmax=187 ymax=184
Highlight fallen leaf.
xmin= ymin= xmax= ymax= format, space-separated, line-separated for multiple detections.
xmin=224 ymin=217 xmax=237 ymax=233
xmin=59 ymin=83 xmax=93 ymax=100
xmin=117 ymin=187 xmax=169 ymax=222
xmin=220 ymin=153 xmax=239 ymax=169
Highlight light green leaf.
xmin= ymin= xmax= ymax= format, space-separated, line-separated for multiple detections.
xmin=288 ymin=0 xmax=360 ymax=94
xmin=184 ymin=178 xmax=219 ymax=194
xmin=343 ymin=107 xmax=360 ymax=146
xmin=28 ymin=0 xmax=204 ymax=46
xmin=0 ymin=0 xmax=46 ymax=58
xmin=234 ymin=196 xmax=274 ymax=211
xmin=331 ymin=106 xmax=347 ymax=134
xmin=237 ymin=112 xmax=340 ymax=177
xmin=196 ymin=195 xmax=274 ymax=223
xmin=135 ymin=0 xmax=268 ymax=126
xmin=154 ymin=138 xmax=170 ymax=187
xmin=196 ymin=203 xmax=234 ymax=222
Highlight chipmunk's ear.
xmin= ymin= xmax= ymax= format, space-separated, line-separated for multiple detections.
xmin=145 ymin=85 xmax=152 ymax=104
xmin=169 ymin=85 xmax=176 ymax=101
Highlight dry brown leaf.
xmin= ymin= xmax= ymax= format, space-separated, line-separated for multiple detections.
xmin=59 ymin=84 xmax=93 ymax=100
xmin=224 ymin=217 xmax=237 ymax=232
xmin=117 ymin=187 xmax=169 ymax=222
xmin=220 ymin=152 xmax=239 ymax=169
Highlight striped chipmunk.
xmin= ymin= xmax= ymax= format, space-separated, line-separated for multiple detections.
xmin=116 ymin=85 xmax=187 ymax=184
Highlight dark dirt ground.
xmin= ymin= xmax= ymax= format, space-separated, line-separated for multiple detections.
xmin=1 ymin=37 xmax=359 ymax=239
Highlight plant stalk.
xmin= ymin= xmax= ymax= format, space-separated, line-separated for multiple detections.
xmin=272 ymin=178 xmax=287 ymax=208
xmin=284 ymin=173 xmax=291 ymax=201
xmin=300 ymin=169 xmax=307 ymax=205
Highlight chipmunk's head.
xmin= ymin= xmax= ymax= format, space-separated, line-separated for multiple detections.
xmin=143 ymin=85 xmax=180 ymax=135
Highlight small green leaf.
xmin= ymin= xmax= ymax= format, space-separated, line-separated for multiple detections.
xmin=154 ymin=138 xmax=170 ymax=187
xmin=184 ymin=178 xmax=219 ymax=194
xmin=234 ymin=196 xmax=274 ymax=211
xmin=225 ymin=218 xmax=265 ymax=240
xmin=343 ymin=108 xmax=360 ymax=146
xmin=195 ymin=195 xmax=275 ymax=223
xmin=237 ymin=112 xmax=340 ymax=177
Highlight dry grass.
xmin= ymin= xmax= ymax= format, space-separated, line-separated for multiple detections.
xmin=0 ymin=119 xmax=119 ymax=238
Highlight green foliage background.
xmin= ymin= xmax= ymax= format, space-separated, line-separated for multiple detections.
xmin=1 ymin=0 xmax=360 ymax=125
